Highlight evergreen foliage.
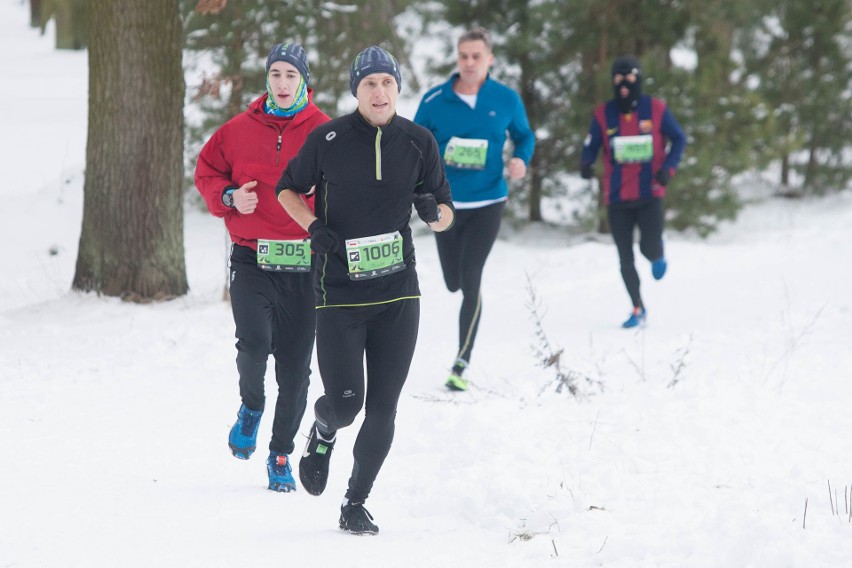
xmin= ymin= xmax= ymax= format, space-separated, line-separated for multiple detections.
xmin=738 ymin=0 xmax=852 ymax=195
xmin=181 ymin=0 xmax=416 ymax=193
xmin=31 ymin=0 xmax=851 ymax=234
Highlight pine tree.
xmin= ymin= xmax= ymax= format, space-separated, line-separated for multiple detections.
xmin=418 ymin=0 xmax=578 ymax=223
xmin=740 ymin=0 xmax=852 ymax=194
xmin=653 ymin=1 xmax=762 ymax=234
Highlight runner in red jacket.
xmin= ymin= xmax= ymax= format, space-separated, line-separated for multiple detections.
xmin=195 ymin=42 xmax=330 ymax=493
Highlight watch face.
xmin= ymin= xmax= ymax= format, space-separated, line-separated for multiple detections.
xmin=223 ymin=191 xmax=235 ymax=207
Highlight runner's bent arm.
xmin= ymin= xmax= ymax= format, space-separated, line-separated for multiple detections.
xmin=277 ymin=189 xmax=316 ymax=231
xmin=507 ymin=92 xmax=535 ymax=166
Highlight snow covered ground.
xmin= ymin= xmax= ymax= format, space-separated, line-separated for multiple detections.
xmin=2 ymin=2 xmax=852 ymax=566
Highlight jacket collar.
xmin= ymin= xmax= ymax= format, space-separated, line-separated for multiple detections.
xmin=247 ymin=89 xmax=318 ymax=126
xmin=444 ymin=72 xmax=493 ymax=100
xmin=352 ymin=109 xmax=399 ymax=135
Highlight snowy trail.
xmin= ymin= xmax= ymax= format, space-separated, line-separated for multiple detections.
xmin=2 ymin=2 xmax=852 ymax=566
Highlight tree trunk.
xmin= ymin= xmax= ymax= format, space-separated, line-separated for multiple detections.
xmin=595 ymin=15 xmax=610 ymax=234
xmin=30 ymin=0 xmax=42 ymax=28
xmin=221 ymin=1 xmax=246 ymax=121
xmin=42 ymin=0 xmax=87 ymax=49
xmin=520 ymin=62 xmax=541 ymax=222
xmin=595 ymin=174 xmax=609 ymax=234
xmin=226 ymin=25 xmax=245 ymax=120
xmin=804 ymin=129 xmax=819 ymax=192
xmin=527 ymin=151 xmax=543 ymax=222
xmin=73 ymin=0 xmax=187 ymax=302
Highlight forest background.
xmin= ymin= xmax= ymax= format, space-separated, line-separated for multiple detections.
xmin=25 ymin=0 xmax=852 ymax=300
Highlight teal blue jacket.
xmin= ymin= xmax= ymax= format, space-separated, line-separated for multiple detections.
xmin=414 ymin=74 xmax=535 ymax=204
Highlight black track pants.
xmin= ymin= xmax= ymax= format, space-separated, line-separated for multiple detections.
xmin=313 ymin=299 xmax=419 ymax=503
xmin=229 ymin=244 xmax=315 ymax=455
xmin=434 ymin=201 xmax=504 ymax=364
xmin=607 ymin=198 xmax=665 ymax=309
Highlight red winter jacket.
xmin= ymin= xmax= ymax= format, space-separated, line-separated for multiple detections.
xmin=195 ymin=91 xmax=330 ymax=249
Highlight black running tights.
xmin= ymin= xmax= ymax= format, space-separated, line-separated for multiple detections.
xmin=607 ymin=198 xmax=665 ymax=309
xmin=434 ymin=201 xmax=504 ymax=365
xmin=313 ymin=299 xmax=419 ymax=503
xmin=229 ymin=244 xmax=315 ymax=455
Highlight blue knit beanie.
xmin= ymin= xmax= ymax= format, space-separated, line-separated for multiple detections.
xmin=266 ymin=42 xmax=310 ymax=84
xmin=349 ymin=46 xmax=401 ymax=96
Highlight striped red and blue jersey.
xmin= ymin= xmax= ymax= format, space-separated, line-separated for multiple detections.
xmin=581 ymin=95 xmax=686 ymax=205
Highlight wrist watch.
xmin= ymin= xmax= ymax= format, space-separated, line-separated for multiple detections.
xmin=222 ymin=188 xmax=236 ymax=208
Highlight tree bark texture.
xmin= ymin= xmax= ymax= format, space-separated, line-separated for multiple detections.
xmin=73 ymin=0 xmax=187 ymax=301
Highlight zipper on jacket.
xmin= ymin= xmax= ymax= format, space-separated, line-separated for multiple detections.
xmin=276 ymin=133 xmax=283 ymax=165
xmin=375 ymin=128 xmax=382 ymax=180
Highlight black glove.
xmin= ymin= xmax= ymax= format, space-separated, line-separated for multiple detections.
xmin=580 ymin=162 xmax=594 ymax=180
xmin=308 ymin=219 xmax=339 ymax=254
xmin=413 ymin=193 xmax=440 ymax=224
xmin=655 ymin=168 xmax=671 ymax=186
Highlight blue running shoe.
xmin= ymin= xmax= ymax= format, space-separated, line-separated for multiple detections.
xmin=652 ymin=257 xmax=667 ymax=280
xmin=267 ymin=453 xmax=297 ymax=492
xmin=228 ymin=404 xmax=263 ymax=460
xmin=622 ymin=307 xmax=647 ymax=329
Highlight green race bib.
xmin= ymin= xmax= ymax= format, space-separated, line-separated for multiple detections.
xmin=444 ymin=136 xmax=488 ymax=170
xmin=345 ymin=232 xmax=405 ymax=281
xmin=257 ymin=239 xmax=311 ymax=272
xmin=613 ymin=135 xmax=653 ymax=163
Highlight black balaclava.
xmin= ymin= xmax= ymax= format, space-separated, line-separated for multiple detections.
xmin=611 ymin=56 xmax=642 ymax=114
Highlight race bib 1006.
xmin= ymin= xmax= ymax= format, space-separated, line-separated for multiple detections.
xmin=345 ymin=231 xmax=405 ymax=281
xmin=257 ymin=239 xmax=311 ymax=272
xmin=613 ymin=134 xmax=653 ymax=163
xmin=444 ymin=136 xmax=488 ymax=170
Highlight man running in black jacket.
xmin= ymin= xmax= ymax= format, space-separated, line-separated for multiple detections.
xmin=276 ymin=45 xmax=454 ymax=535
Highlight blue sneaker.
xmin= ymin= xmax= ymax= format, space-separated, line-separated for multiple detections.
xmin=266 ymin=453 xmax=297 ymax=492
xmin=622 ymin=307 xmax=647 ymax=329
xmin=228 ymin=404 xmax=263 ymax=460
xmin=652 ymin=257 xmax=667 ymax=280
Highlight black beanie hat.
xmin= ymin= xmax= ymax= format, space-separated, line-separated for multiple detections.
xmin=349 ymin=46 xmax=401 ymax=96
xmin=266 ymin=42 xmax=310 ymax=84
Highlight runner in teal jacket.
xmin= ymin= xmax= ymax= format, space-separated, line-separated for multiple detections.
xmin=414 ymin=74 xmax=534 ymax=203
xmin=414 ymin=27 xmax=535 ymax=391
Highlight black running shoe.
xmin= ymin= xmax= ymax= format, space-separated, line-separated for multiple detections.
xmin=339 ymin=501 xmax=379 ymax=535
xmin=299 ymin=423 xmax=335 ymax=496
